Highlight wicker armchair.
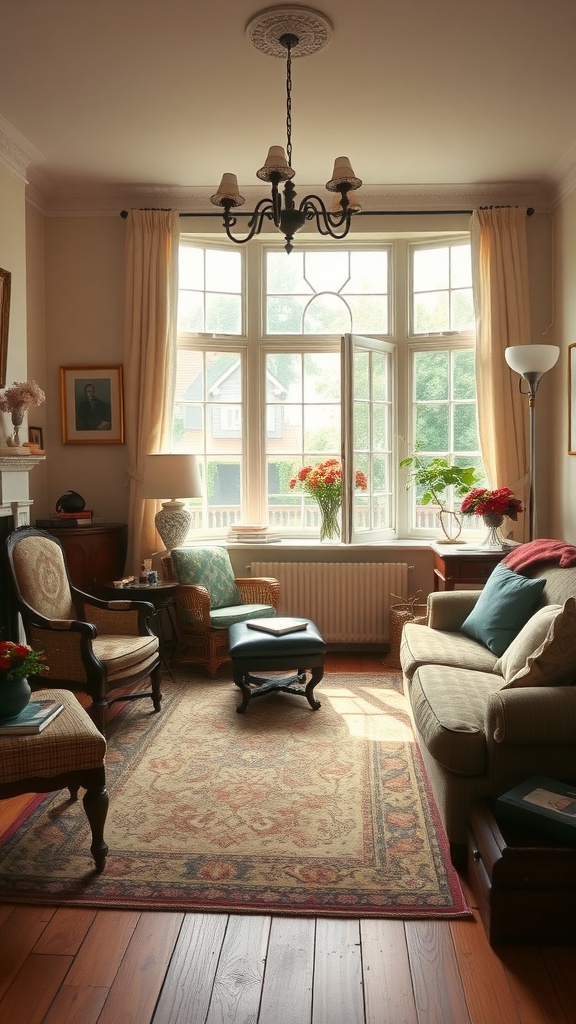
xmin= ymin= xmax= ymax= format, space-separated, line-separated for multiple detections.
xmin=161 ymin=545 xmax=280 ymax=677
xmin=6 ymin=527 xmax=162 ymax=735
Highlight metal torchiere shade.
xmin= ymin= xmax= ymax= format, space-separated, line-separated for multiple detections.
xmin=142 ymin=454 xmax=202 ymax=550
xmin=505 ymin=345 xmax=560 ymax=541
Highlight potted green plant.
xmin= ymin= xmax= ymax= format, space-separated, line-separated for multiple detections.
xmin=400 ymin=449 xmax=481 ymax=543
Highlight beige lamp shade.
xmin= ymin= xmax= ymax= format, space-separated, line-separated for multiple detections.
xmin=142 ymin=454 xmax=202 ymax=550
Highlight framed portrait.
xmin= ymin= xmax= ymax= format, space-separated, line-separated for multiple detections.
xmin=565 ymin=346 xmax=569 ymax=454
xmin=0 ymin=267 xmax=11 ymax=389
xmin=28 ymin=425 xmax=44 ymax=450
xmin=60 ymin=365 xmax=125 ymax=445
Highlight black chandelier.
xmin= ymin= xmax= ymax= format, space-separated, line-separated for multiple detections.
xmin=210 ymin=6 xmax=362 ymax=254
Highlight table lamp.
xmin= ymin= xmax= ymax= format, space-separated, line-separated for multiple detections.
xmin=505 ymin=344 xmax=560 ymax=540
xmin=142 ymin=454 xmax=202 ymax=550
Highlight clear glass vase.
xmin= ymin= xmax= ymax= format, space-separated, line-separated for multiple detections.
xmin=482 ymin=514 xmax=505 ymax=547
xmin=319 ymin=505 xmax=341 ymax=542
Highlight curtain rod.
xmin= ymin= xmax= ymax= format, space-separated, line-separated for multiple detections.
xmin=120 ymin=207 xmax=535 ymax=219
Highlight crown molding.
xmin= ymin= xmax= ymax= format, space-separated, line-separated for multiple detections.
xmin=0 ymin=115 xmax=45 ymax=183
xmin=25 ymin=178 xmax=555 ymax=218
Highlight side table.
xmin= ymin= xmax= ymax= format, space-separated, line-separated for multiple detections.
xmin=431 ymin=543 xmax=507 ymax=591
xmin=467 ymin=798 xmax=576 ymax=945
xmin=103 ymin=582 xmax=178 ymax=670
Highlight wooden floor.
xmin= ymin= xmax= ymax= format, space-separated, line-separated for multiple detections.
xmin=1 ymin=654 xmax=575 ymax=1024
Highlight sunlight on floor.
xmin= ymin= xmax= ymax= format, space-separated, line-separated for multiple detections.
xmin=320 ymin=685 xmax=414 ymax=742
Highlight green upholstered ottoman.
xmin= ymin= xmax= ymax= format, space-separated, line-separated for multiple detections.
xmin=228 ymin=618 xmax=327 ymax=714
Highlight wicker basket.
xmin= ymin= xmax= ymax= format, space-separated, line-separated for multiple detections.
xmin=385 ymin=593 xmax=428 ymax=669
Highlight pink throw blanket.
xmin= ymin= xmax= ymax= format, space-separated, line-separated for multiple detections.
xmin=502 ymin=539 xmax=576 ymax=573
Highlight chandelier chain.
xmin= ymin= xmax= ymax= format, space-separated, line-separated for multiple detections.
xmin=285 ymin=39 xmax=293 ymax=169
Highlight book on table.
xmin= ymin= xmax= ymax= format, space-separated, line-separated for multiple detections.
xmin=0 ymin=699 xmax=64 ymax=736
xmin=496 ymin=775 xmax=576 ymax=846
xmin=246 ymin=617 xmax=308 ymax=636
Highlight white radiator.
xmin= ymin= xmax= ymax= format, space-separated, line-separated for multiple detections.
xmin=250 ymin=561 xmax=409 ymax=644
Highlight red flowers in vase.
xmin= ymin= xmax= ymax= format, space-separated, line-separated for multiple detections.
xmin=460 ymin=487 xmax=525 ymax=520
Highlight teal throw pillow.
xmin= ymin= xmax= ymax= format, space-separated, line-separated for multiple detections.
xmin=171 ymin=546 xmax=242 ymax=609
xmin=460 ymin=563 xmax=546 ymax=656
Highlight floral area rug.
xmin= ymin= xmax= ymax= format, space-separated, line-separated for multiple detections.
xmin=0 ymin=672 xmax=470 ymax=918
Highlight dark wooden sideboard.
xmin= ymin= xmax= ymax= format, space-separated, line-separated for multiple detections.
xmin=431 ymin=542 xmax=508 ymax=591
xmin=42 ymin=523 xmax=128 ymax=595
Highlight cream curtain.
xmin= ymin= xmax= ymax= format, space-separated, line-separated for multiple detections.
xmin=470 ymin=207 xmax=531 ymax=543
xmin=123 ymin=209 xmax=180 ymax=573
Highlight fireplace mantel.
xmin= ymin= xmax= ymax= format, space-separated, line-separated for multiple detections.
xmin=0 ymin=454 xmax=45 ymax=525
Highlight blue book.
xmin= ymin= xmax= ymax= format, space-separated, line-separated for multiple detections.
xmin=0 ymin=699 xmax=64 ymax=736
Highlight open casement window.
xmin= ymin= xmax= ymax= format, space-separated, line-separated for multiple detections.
xmin=341 ymin=334 xmax=395 ymax=543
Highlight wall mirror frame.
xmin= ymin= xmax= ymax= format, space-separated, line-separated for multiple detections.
xmin=0 ymin=268 xmax=11 ymax=389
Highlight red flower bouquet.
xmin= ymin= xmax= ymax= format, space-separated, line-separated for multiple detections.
xmin=289 ymin=458 xmax=368 ymax=540
xmin=460 ymin=487 xmax=525 ymax=521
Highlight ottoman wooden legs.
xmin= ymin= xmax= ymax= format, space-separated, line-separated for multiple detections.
xmin=228 ymin=619 xmax=327 ymax=715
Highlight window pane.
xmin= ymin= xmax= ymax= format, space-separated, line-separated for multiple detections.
xmin=413 ymin=247 xmax=448 ymax=291
xmin=354 ymin=401 xmax=369 ymax=449
xmin=206 ymin=293 xmax=242 ymax=334
xmin=303 ymin=353 xmax=340 ymax=401
xmin=303 ymin=294 xmax=351 ymax=334
xmin=267 ymin=353 xmax=302 ymax=402
xmin=451 ymin=289 xmax=475 ymax=331
xmin=346 ymin=295 xmax=388 ymax=333
xmin=372 ymin=403 xmax=388 ymax=450
xmin=178 ymin=291 xmax=204 ymax=333
xmin=341 ymin=251 xmax=388 ymax=293
xmin=205 ymin=249 xmax=242 ymax=292
xmin=354 ymin=350 xmax=370 ymax=401
xmin=303 ymin=405 xmax=340 ymax=452
xmin=414 ymin=351 xmax=449 ymax=401
xmin=451 ymin=245 xmax=472 ymax=288
xmin=453 ymin=350 xmax=476 ymax=399
xmin=304 ymin=251 xmax=350 ymax=292
xmin=415 ymin=404 xmax=449 ymax=450
xmin=453 ymin=404 xmax=478 ymax=452
xmin=179 ymin=246 xmax=204 ymax=289
xmin=267 ymin=295 xmax=306 ymax=333
xmin=414 ymin=291 xmax=449 ymax=333
xmin=267 ymin=251 xmax=311 ymax=293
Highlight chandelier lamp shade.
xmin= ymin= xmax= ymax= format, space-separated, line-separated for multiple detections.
xmin=210 ymin=6 xmax=362 ymax=254
xmin=505 ymin=344 xmax=560 ymax=541
xmin=142 ymin=454 xmax=202 ymax=551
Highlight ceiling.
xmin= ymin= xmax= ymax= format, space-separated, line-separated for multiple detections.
xmin=1 ymin=0 xmax=575 ymax=214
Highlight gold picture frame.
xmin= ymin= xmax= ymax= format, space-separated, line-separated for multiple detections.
xmin=0 ymin=268 xmax=11 ymax=389
xmin=60 ymin=365 xmax=125 ymax=445
xmin=565 ymin=344 xmax=569 ymax=452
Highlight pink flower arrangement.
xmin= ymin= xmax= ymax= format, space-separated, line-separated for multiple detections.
xmin=0 ymin=380 xmax=45 ymax=415
xmin=460 ymin=487 xmax=525 ymax=520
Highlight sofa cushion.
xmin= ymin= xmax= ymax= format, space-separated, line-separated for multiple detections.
xmin=497 ymin=598 xmax=576 ymax=688
xmin=460 ymin=563 xmax=546 ymax=656
xmin=409 ymin=665 xmax=502 ymax=777
xmin=400 ymin=621 xmax=498 ymax=682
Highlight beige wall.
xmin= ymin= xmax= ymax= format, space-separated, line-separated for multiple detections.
xmin=552 ymin=187 xmax=576 ymax=544
xmin=0 ymin=165 xmax=27 ymax=443
xmin=33 ymin=215 xmax=128 ymax=522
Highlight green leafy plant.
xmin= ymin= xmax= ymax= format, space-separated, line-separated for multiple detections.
xmin=400 ymin=449 xmax=481 ymax=542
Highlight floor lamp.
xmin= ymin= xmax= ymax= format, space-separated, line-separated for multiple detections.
xmin=142 ymin=454 xmax=202 ymax=551
xmin=504 ymin=345 xmax=560 ymax=541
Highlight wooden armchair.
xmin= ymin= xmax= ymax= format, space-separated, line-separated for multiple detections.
xmin=6 ymin=527 xmax=162 ymax=735
xmin=161 ymin=545 xmax=280 ymax=676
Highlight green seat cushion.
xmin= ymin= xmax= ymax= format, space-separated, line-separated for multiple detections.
xmin=460 ymin=562 xmax=546 ymax=657
xmin=172 ymin=546 xmax=242 ymax=609
xmin=210 ymin=604 xmax=276 ymax=629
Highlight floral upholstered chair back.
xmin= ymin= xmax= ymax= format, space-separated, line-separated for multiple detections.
xmin=11 ymin=532 xmax=75 ymax=620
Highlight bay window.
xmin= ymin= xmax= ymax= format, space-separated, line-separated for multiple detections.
xmin=172 ymin=234 xmax=483 ymax=541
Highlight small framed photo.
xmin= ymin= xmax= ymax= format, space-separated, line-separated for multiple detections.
xmin=60 ymin=365 xmax=125 ymax=445
xmin=28 ymin=425 xmax=44 ymax=450
xmin=565 ymin=346 xmax=569 ymax=454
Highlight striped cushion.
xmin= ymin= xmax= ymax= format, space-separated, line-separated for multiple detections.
xmin=0 ymin=688 xmax=106 ymax=784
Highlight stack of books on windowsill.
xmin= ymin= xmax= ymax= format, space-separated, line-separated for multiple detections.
xmin=226 ymin=525 xmax=282 ymax=543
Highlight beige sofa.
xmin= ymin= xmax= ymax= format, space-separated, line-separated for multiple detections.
xmin=400 ymin=560 xmax=576 ymax=862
